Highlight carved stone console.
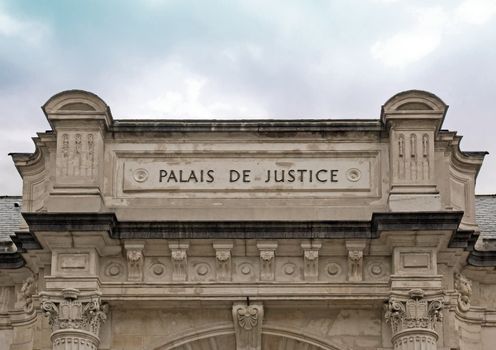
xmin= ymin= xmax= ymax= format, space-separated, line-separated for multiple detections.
xmin=454 ymin=272 xmax=472 ymax=312
xmin=214 ymin=242 xmax=233 ymax=281
xmin=257 ymin=242 xmax=277 ymax=281
xmin=232 ymin=302 xmax=264 ymax=350
xmin=385 ymin=289 xmax=443 ymax=350
xmin=40 ymin=288 xmax=108 ymax=350
xmin=301 ymin=242 xmax=321 ymax=281
xmin=124 ymin=242 xmax=144 ymax=282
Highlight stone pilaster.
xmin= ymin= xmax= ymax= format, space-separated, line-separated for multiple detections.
xmin=40 ymin=288 xmax=108 ymax=350
xmin=385 ymin=289 xmax=443 ymax=350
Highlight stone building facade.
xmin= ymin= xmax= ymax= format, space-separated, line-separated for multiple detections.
xmin=0 ymin=89 xmax=495 ymax=350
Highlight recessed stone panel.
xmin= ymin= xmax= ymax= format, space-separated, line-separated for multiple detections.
xmin=121 ymin=155 xmax=375 ymax=197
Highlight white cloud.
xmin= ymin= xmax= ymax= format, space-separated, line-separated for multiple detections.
xmin=371 ymin=1 xmax=496 ymax=68
xmin=109 ymin=60 xmax=268 ymax=119
xmin=371 ymin=6 xmax=448 ymax=68
xmin=0 ymin=6 xmax=49 ymax=45
xmin=455 ymin=0 xmax=496 ymax=25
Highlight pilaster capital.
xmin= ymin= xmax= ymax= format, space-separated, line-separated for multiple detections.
xmin=384 ymin=289 xmax=444 ymax=337
xmin=40 ymin=288 xmax=108 ymax=337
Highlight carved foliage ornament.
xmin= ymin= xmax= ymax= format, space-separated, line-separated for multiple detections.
xmin=40 ymin=289 xmax=108 ymax=336
xmin=385 ymin=289 xmax=443 ymax=335
xmin=18 ymin=275 xmax=37 ymax=313
xmin=454 ymin=272 xmax=472 ymax=312
xmin=171 ymin=250 xmax=187 ymax=261
xmin=127 ymin=249 xmax=143 ymax=266
xmin=260 ymin=250 xmax=274 ymax=262
xmin=237 ymin=305 xmax=259 ymax=330
xmin=216 ymin=250 xmax=231 ymax=262
xmin=232 ymin=303 xmax=264 ymax=350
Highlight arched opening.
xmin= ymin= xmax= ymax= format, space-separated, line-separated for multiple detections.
xmin=155 ymin=326 xmax=346 ymax=350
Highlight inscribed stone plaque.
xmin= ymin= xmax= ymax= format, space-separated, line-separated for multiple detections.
xmin=122 ymin=157 xmax=371 ymax=193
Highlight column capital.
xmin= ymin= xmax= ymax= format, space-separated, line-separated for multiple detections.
xmin=40 ymin=288 xmax=108 ymax=349
xmin=385 ymin=289 xmax=444 ymax=349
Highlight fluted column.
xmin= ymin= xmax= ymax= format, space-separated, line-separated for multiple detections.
xmin=385 ymin=289 xmax=443 ymax=350
xmin=40 ymin=288 xmax=108 ymax=350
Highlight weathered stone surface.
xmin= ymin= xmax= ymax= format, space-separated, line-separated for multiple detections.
xmin=1 ymin=89 xmax=494 ymax=350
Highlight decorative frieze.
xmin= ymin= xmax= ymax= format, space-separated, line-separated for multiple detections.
xmin=40 ymin=289 xmax=108 ymax=350
xmin=385 ymin=289 xmax=443 ymax=350
xmin=301 ymin=242 xmax=321 ymax=281
xmin=169 ymin=242 xmax=189 ymax=281
xmin=232 ymin=302 xmax=264 ymax=350
xmin=454 ymin=272 xmax=472 ymax=312
xmin=257 ymin=242 xmax=277 ymax=281
xmin=213 ymin=242 xmax=233 ymax=281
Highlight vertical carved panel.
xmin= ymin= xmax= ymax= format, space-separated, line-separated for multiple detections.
xmin=257 ymin=242 xmax=277 ymax=281
xmin=393 ymin=132 xmax=432 ymax=185
xmin=232 ymin=303 xmax=264 ymax=350
xmin=57 ymin=132 xmax=98 ymax=181
xmin=422 ymin=133 xmax=430 ymax=181
xmin=87 ymin=133 xmax=95 ymax=177
xmin=397 ymin=133 xmax=405 ymax=180
xmin=346 ymin=241 xmax=365 ymax=282
xmin=301 ymin=242 xmax=321 ymax=281
xmin=409 ymin=134 xmax=417 ymax=181
xmin=213 ymin=242 xmax=233 ymax=282
xmin=62 ymin=133 xmax=69 ymax=176
xmin=125 ymin=244 xmax=144 ymax=282
xmin=170 ymin=243 xmax=189 ymax=281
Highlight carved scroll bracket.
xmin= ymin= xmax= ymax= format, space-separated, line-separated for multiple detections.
xmin=16 ymin=274 xmax=38 ymax=314
xmin=455 ymin=272 xmax=472 ymax=312
xmin=124 ymin=242 xmax=144 ymax=282
xmin=346 ymin=241 xmax=366 ymax=282
xmin=232 ymin=302 xmax=264 ymax=350
xmin=40 ymin=288 xmax=108 ymax=350
xmin=301 ymin=241 xmax=321 ymax=281
xmin=169 ymin=242 xmax=189 ymax=282
xmin=213 ymin=241 xmax=233 ymax=281
xmin=257 ymin=242 xmax=277 ymax=281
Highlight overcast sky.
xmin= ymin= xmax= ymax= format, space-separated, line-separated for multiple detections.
xmin=1 ymin=0 xmax=495 ymax=195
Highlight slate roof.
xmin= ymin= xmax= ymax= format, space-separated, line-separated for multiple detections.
xmin=0 ymin=196 xmax=22 ymax=243
xmin=475 ymin=194 xmax=496 ymax=239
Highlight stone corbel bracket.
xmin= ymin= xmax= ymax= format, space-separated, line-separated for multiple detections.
xmin=257 ymin=242 xmax=277 ymax=281
xmin=454 ymin=272 xmax=472 ymax=312
xmin=301 ymin=241 xmax=321 ymax=281
xmin=169 ymin=242 xmax=189 ymax=282
xmin=232 ymin=302 xmax=264 ymax=350
xmin=213 ymin=242 xmax=233 ymax=282
xmin=346 ymin=241 xmax=366 ymax=282
xmin=124 ymin=242 xmax=144 ymax=282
